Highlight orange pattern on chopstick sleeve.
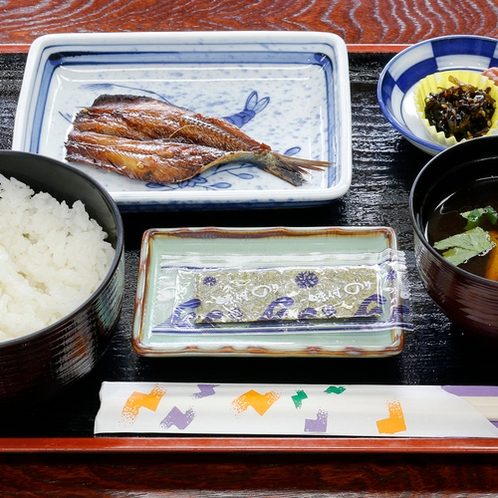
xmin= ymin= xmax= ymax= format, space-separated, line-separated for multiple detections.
xmin=121 ymin=385 xmax=167 ymax=423
xmin=376 ymin=399 xmax=407 ymax=434
xmin=232 ymin=389 xmax=280 ymax=416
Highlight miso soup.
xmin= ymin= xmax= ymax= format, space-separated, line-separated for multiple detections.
xmin=425 ymin=176 xmax=498 ymax=280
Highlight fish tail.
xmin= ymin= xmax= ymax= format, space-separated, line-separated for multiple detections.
xmin=207 ymin=151 xmax=330 ymax=186
xmin=265 ymin=152 xmax=330 ymax=186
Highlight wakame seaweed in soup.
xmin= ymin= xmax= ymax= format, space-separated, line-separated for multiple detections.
xmin=426 ymin=176 xmax=498 ymax=280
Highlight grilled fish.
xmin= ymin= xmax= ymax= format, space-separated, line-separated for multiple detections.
xmin=65 ymin=94 xmax=329 ymax=186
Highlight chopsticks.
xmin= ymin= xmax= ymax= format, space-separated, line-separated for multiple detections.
xmin=461 ymin=397 xmax=498 ymax=422
xmin=443 ymin=386 xmax=498 ymax=423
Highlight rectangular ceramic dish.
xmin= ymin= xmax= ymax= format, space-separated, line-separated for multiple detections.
xmin=12 ymin=31 xmax=351 ymax=211
xmin=132 ymin=226 xmax=410 ymax=357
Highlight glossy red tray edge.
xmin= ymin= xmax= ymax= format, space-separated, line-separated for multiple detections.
xmin=0 ymin=44 xmax=30 ymax=53
xmin=0 ymin=43 xmax=409 ymax=54
xmin=0 ymin=436 xmax=497 ymax=453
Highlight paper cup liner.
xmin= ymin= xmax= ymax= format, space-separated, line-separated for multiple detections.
xmin=414 ymin=69 xmax=498 ymax=147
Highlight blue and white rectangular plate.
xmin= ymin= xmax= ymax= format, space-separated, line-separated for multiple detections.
xmin=12 ymin=32 xmax=352 ymax=211
xmin=132 ymin=226 xmax=411 ymax=358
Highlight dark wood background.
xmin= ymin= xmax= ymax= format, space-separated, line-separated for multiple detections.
xmin=2 ymin=1 xmax=498 ymax=496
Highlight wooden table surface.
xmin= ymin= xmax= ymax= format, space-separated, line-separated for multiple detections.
xmin=1 ymin=0 xmax=498 ymax=49
xmin=3 ymin=0 xmax=498 ymax=496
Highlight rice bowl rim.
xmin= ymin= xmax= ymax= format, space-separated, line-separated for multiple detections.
xmin=0 ymin=150 xmax=124 ymax=347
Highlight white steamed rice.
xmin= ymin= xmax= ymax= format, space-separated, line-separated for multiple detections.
xmin=0 ymin=174 xmax=116 ymax=341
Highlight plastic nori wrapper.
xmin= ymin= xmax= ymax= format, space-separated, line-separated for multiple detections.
xmin=191 ymin=266 xmax=380 ymax=323
xmin=148 ymin=246 xmax=410 ymax=333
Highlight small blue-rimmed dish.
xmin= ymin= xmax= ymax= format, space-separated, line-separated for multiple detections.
xmin=377 ymin=35 xmax=498 ymax=156
xmin=13 ymin=31 xmax=351 ymax=211
xmin=132 ymin=226 xmax=410 ymax=358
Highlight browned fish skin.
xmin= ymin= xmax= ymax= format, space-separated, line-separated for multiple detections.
xmin=65 ymin=131 xmax=230 ymax=184
xmin=66 ymin=94 xmax=330 ymax=186
xmin=73 ymin=94 xmax=269 ymax=151
xmin=66 ymin=131 xmax=323 ymax=185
